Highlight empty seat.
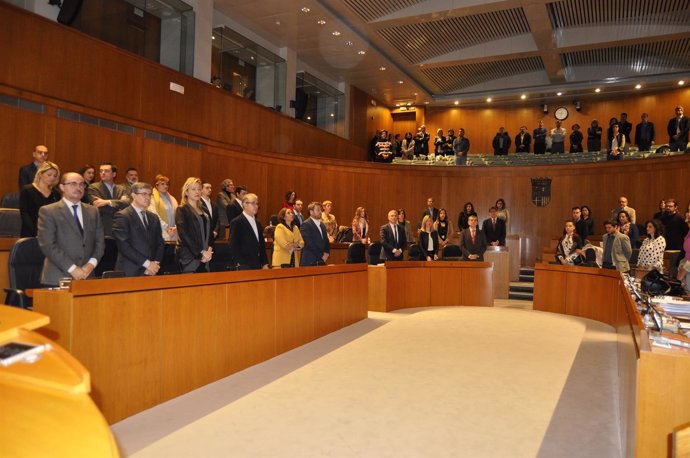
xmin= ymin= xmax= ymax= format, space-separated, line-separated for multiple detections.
xmin=368 ymin=242 xmax=382 ymax=265
xmin=0 ymin=208 xmax=21 ymax=237
xmin=442 ymin=244 xmax=462 ymax=261
xmin=4 ymin=237 xmax=45 ymax=309
xmin=95 ymin=236 xmax=118 ymax=278
xmin=1 ymin=193 xmax=20 ymax=209
xmin=346 ymin=242 xmax=366 ymax=264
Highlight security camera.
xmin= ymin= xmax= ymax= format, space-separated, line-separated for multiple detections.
xmin=573 ymin=100 xmax=582 ymax=111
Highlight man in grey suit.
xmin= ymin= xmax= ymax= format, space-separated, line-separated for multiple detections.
xmin=602 ymin=220 xmax=632 ymax=273
xmin=112 ymin=182 xmax=164 ymax=277
xmin=88 ymin=162 xmax=129 ymax=236
xmin=37 ymin=172 xmax=105 ymax=286
xmin=300 ymin=201 xmax=330 ymax=266
xmin=380 ymin=209 xmax=406 ymax=261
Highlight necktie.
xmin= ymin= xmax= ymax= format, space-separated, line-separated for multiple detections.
xmin=141 ymin=211 xmax=148 ymax=229
xmin=471 ymin=230 xmax=476 ymax=243
xmin=72 ymin=204 xmax=83 ymax=236
xmin=393 ymin=225 xmax=398 ymax=243
xmin=492 ymin=219 xmax=496 ymax=230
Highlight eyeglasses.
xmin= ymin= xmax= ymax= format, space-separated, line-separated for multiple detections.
xmin=35 ymin=151 xmax=48 ymax=155
xmin=134 ymin=192 xmax=153 ymax=197
xmin=62 ymin=181 xmax=87 ymax=189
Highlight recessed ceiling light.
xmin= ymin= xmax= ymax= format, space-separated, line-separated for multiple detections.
xmin=398 ymin=80 xmax=404 ymax=84
xmin=486 ymin=97 xmax=492 ymax=103
xmin=317 ymin=19 xmax=326 ymax=25
xmin=454 ymin=101 xmax=459 ymax=105
xmin=679 ymin=80 xmax=686 ymax=86
xmin=395 ymin=103 xmax=400 ymax=107
xmin=424 ymin=101 xmax=429 ymax=104
xmin=212 ymin=36 xmax=216 ymax=40
xmin=330 ymin=113 xmax=334 ymax=117
xmin=595 ymin=88 xmax=601 ymax=93
xmin=520 ymin=94 xmax=527 ymax=100
xmin=635 ymin=84 xmax=642 ymax=89
xmin=379 ymin=66 xmax=386 ymax=71
xmin=407 ymin=102 xmax=411 ymax=106
xmin=345 ymin=41 xmax=353 ymax=46
xmin=556 ymin=92 xmax=562 ymax=96
xmin=357 ymin=50 xmax=366 ymax=55
xmin=413 ymin=92 xmax=418 ymax=96
xmin=332 ymin=31 xmax=340 ymax=36
xmin=307 ymin=116 xmax=311 ymax=120
xmin=301 ymin=7 xmax=310 ymax=13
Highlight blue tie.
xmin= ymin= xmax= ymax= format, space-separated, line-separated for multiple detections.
xmin=72 ymin=204 xmax=83 ymax=236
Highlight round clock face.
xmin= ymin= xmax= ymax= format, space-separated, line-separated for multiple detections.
xmin=555 ymin=106 xmax=569 ymax=121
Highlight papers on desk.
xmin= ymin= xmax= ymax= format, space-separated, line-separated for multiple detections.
xmin=652 ymin=296 xmax=690 ymax=318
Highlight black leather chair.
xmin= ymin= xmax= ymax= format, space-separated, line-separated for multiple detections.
xmin=442 ymin=244 xmax=463 ymax=261
xmin=209 ymin=242 xmax=233 ymax=272
xmin=1 ymin=192 xmax=20 ymax=209
xmin=0 ymin=208 xmax=21 ymax=237
xmin=95 ymin=236 xmax=118 ymax=278
xmin=160 ymin=242 xmax=179 ymax=274
xmin=346 ymin=242 xmax=366 ymax=264
xmin=407 ymin=243 xmax=422 ymax=260
xmin=4 ymin=237 xmax=45 ymax=309
xmin=368 ymin=242 xmax=382 ymax=265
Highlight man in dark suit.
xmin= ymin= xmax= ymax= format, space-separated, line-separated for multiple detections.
xmin=88 ymin=162 xmax=129 ymax=236
xmin=380 ymin=209 xmax=406 ymax=261
xmin=459 ymin=215 xmax=488 ymax=261
xmin=421 ymin=197 xmax=438 ymax=223
xmin=492 ymin=127 xmax=511 ymax=155
xmin=226 ymin=185 xmax=247 ymax=228
xmin=200 ymin=181 xmax=220 ymax=242
xmin=111 ymin=182 xmax=164 ymax=277
xmin=18 ymin=144 xmax=48 ymax=190
xmin=482 ymin=207 xmax=506 ymax=246
xmin=634 ymin=113 xmax=655 ymax=152
xmin=300 ymin=201 xmax=330 ymax=266
xmin=37 ymin=172 xmax=105 ymax=286
xmin=228 ymin=193 xmax=268 ymax=269
xmin=293 ymin=199 xmax=305 ymax=228
xmin=571 ymin=207 xmax=588 ymax=241
xmin=216 ymin=178 xmax=234 ymax=239
xmin=514 ymin=126 xmax=532 ymax=153
xmin=668 ymin=105 xmax=689 ymax=152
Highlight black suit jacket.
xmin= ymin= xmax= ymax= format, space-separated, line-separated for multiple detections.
xmin=421 ymin=207 xmax=439 ymax=223
xmin=481 ymin=218 xmax=506 ymax=246
xmin=226 ymin=199 xmax=243 ymax=226
xmin=380 ymin=223 xmax=406 ymax=260
xmin=201 ymin=198 xmax=220 ymax=244
xmin=112 ymin=206 xmax=165 ymax=276
xmin=514 ymin=132 xmax=532 ymax=153
xmin=88 ymin=181 xmax=130 ymax=236
xmin=300 ymin=218 xmax=330 ymax=266
xmin=18 ymin=162 xmax=37 ymax=191
xmin=418 ymin=231 xmax=439 ymax=259
xmin=228 ymin=214 xmax=268 ymax=269
xmin=175 ymin=204 xmax=212 ymax=271
xmin=667 ymin=116 xmax=690 ymax=144
xmin=459 ymin=228 xmax=488 ymax=261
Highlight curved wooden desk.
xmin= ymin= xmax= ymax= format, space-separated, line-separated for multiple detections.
xmin=368 ymin=261 xmax=493 ymax=312
xmin=533 ymin=263 xmax=690 ymax=458
xmin=33 ymin=265 xmax=368 ymax=424
xmin=0 ymin=306 xmax=118 ymax=457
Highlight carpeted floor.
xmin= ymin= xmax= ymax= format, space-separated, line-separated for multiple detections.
xmin=113 ymin=303 xmax=621 ymax=458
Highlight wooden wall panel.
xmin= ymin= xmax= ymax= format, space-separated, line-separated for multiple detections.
xmin=0 ymin=105 xmax=50 ymax=191
xmin=314 ymin=274 xmax=344 ymax=339
xmin=275 ymin=276 xmax=315 ymax=354
xmin=160 ymin=285 xmax=229 ymax=402
xmin=565 ymin=273 xmax=617 ymax=325
xmin=343 ymin=270 xmax=368 ymax=326
xmin=429 ymin=268 xmax=463 ymax=306
xmin=71 ymin=291 xmax=162 ymax=423
xmin=533 ymin=268 xmax=567 ymax=314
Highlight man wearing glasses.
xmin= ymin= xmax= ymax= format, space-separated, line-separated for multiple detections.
xmin=228 ymin=193 xmax=268 ymax=270
xmin=37 ymin=172 xmax=105 ymax=286
xmin=112 ymin=182 xmax=164 ymax=277
xmin=18 ymin=145 xmax=49 ymax=190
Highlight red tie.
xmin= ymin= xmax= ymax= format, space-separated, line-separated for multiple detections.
xmin=492 ymin=219 xmax=496 ymax=230
xmin=471 ymin=230 xmax=476 ymax=243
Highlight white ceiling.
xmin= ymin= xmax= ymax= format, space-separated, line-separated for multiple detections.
xmin=213 ymin=0 xmax=690 ymax=107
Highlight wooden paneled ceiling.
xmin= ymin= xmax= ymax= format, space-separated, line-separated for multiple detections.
xmin=214 ymin=0 xmax=690 ymax=107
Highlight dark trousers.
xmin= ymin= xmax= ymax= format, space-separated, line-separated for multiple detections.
xmin=534 ymin=143 xmax=546 ymax=154
xmin=551 ymin=142 xmax=565 ymax=153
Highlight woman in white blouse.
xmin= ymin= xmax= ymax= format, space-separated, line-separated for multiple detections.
xmin=419 ymin=215 xmax=439 ymax=261
xmin=555 ymin=220 xmax=584 ymax=264
xmin=637 ymin=219 xmax=666 ymax=272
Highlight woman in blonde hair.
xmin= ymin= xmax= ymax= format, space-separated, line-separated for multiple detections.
xmin=175 ymin=177 xmax=213 ymax=273
xmin=351 ymin=206 xmax=370 ymax=243
xmin=148 ymin=174 xmax=178 ymax=241
xmin=273 ymin=207 xmax=304 ymax=268
xmin=20 ymin=160 xmax=60 ymax=237
xmin=321 ymin=200 xmax=338 ymax=243
xmin=419 ymin=215 xmax=439 ymax=261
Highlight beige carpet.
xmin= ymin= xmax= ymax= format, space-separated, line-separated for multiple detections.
xmin=115 ymin=307 xmax=593 ymax=458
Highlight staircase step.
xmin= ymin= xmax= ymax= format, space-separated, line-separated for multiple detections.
xmin=520 ymin=267 xmax=535 ymax=275
xmin=519 ymin=275 xmax=534 ymax=282
xmin=509 ymin=291 xmax=534 ymax=300
xmin=510 ymin=285 xmax=534 ymax=293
